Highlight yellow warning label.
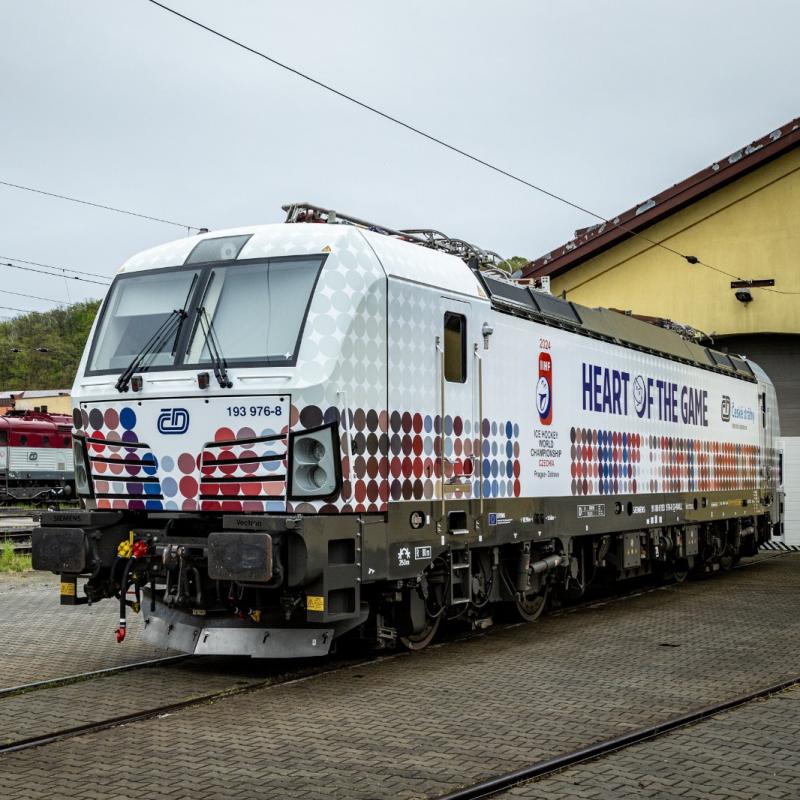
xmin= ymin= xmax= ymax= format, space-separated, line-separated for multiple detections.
xmin=60 ymin=581 xmax=76 ymax=597
xmin=306 ymin=595 xmax=325 ymax=612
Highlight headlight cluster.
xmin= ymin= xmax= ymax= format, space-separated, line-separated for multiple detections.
xmin=73 ymin=437 xmax=93 ymax=496
xmin=289 ymin=423 xmax=340 ymax=499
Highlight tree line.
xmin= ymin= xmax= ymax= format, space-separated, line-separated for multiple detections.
xmin=0 ymin=301 xmax=101 ymax=390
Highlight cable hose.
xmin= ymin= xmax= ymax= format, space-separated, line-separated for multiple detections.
xmin=118 ymin=559 xmax=134 ymax=623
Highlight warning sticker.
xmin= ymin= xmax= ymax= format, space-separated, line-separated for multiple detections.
xmin=60 ymin=581 xmax=76 ymax=596
xmin=306 ymin=595 xmax=325 ymax=612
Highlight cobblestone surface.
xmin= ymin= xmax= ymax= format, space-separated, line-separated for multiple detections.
xmin=0 ymin=572 xmax=163 ymax=688
xmin=501 ymin=684 xmax=800 ymax=799
xmin=0 ymin=554 xmax=798 ymax=800
xmin=0 ymin=577 xmax=373 ymax=747
xmin=0 ymin=661 xmax=257 ymax=745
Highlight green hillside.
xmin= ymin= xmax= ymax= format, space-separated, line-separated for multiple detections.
xmin=0 ymin=300 xmax=101 ymax=390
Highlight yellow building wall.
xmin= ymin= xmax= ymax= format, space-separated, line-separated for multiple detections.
xmin=14 ymin=394 xmax=72 ymax=414
xmin=553 ymin=148 xmax=800 ymax=337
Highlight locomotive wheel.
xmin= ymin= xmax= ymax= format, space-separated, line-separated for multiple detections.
xmin=665 ymin=558 xmax=689 ymax=584
xmin=719 ymin=552 xmax=735 ymax=572
xmin=399 ymin=613 xmax=441 ymax=651
xmin=514 ymin=586 xmax=549 ymax=622
xmin=672 ymin=568 xmax=688 ymax=583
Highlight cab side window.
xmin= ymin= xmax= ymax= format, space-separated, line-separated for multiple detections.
xmin=443 ymin=312 xmax=467 ymax=383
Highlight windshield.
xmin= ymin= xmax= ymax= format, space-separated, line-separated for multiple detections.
xmin=185 ymin=258 xmax=322 ymax=365
xmin=88 ymin=269 xmax=200 ymax=372
xmin=86 ymin=256 xmax=324 ymax=374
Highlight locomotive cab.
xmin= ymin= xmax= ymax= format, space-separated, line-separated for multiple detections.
xmin=35 ymin=215 xmax=419 ymax=655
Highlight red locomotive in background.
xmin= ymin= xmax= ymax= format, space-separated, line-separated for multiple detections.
xmin=0 ymin=410 xmax=74 ymax=501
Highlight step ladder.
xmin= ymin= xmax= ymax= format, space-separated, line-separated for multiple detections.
xmin=450 ymin=549 xmax=472 ymax=606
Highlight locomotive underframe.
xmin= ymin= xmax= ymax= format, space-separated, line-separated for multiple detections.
xmin=0 ymin=475 xmax=74 ymax=501
xmin=33 ymin=485 xmax=778 ymax=657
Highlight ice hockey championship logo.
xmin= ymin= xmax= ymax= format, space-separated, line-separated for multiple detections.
xmin=537 ymin=351 xmax=553 ymax=425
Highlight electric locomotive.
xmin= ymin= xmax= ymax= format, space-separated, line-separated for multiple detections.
xmin=32 ymin=204 xmax=781 ymax=656
xmin=0 ymin=410 xmax=74 ymax=501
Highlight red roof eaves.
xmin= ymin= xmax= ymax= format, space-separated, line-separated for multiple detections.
xmin=523 ymin=116 xmax=800 ymax=279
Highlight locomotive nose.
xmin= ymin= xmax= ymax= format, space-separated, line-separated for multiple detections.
xmin=73 ymin=397 xmax=291 ymax=513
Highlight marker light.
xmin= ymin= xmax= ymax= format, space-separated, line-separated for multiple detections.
xmin=73 ymin=438 xmax=93 ymax=496
xmin=289 ymin=423 xmax=340 ymax=499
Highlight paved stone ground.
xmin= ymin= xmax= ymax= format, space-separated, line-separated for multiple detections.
xmin=1 ymin=551 xmax=781 ymax=690
xmin=499 ymin=684 xmax=800 ymax=799
xmin=0 ymin=572 xmax=166 ymax=688
xmin=0 ymin=661 xmax=258 ymax=746
xmin=0 ymin=575 xmax=374 ymax=747
xmin=0 ymin=554 xmax=797 ymax=800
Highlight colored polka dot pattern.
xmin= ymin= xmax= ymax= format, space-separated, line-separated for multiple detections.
xmin=477 ymin=418 xmax=522 ymax=500
xmin=79 ymin=405 xmax=164 ymax=512
xmin=570 ymin=427 xmax=640 ymax=497
xmin=195 ymin=422 xmax=287 ymax=514
xmin=77 ymin=401 xmax=773 ymax=514
xmin=287 ymin=403 xmax=385 ymax=516
xmin=384 ymin=413 xmax=521 ymax=503
xmin=570 ymin=427 xmax=762 ymax=496
xmin=79 ymin=400 xmax=525 ymax=514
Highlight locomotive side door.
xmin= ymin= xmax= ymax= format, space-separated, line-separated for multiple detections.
xmin=438 ymin=296 xmax=477 ymax=522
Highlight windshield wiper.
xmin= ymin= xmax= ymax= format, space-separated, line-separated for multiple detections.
xmin=197 ymin=305 xmax=233 ymax=388
xmin=115 ymin=309 xmax=187 ymax=393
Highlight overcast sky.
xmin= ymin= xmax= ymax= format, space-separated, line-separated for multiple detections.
xmin=1 ymin=0 xmax=798 ymax=316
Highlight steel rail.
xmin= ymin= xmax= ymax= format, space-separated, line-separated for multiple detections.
xmin=0 ymin=509 xmax=40 ymax=518
xmin=0 ymin=655 xmax=189 ymax=698
xmin=1 ymin=529 xmax=35 ymax=553
xmin=0 ymin=552 xmax=790 ymax=757
xmin=436 ymin=674 xmax=800 ymax=800
xmin=0 ymin=575 xmax=660 ymax=756
xmin=0 ymin=683 xmax=267 ymax=755
xmin=0 ymin=653 xmax=395 ymax=756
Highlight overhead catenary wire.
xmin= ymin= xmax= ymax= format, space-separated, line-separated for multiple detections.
xmin=0 ymin=303 xmax=52 ymax=315
xmin=1 ymin=261 xmax=111 ymax=288
xmin=146 ymin=0 xmax=800 ymax=297
xmin=0 ymin=179 xmax=205 ymax=233
xmin=0 ymin=255 xmax=112 ymax=282
xmin=0 ymin=287 xmax=69 ymax=305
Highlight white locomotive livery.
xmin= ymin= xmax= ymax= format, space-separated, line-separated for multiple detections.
xmin=33 ymin=204 xmax=781 ymax=657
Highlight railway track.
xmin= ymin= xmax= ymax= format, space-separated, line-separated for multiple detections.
xmin=0 ymin=654 xmax=188 ymax=699
xmin=0 ymin=508 xmax=41 ymax=518
xmin=0 ymin=510 xmax=38 ymax=553
xmin=436 ymin=674 xmax=800 ymax=800
xmin=0 ymin=649 xmax=392 ymax=755
xmin=0 ymin=503 xmax=77 ymax=516
xmin=0 ymin=552 xmax=792 ymax=758
xmin=2 ymin=531 xmax=33 ymax=554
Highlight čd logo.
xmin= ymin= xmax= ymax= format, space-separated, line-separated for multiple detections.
xmin=157 ymin=408 xmax=190 ymax=435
